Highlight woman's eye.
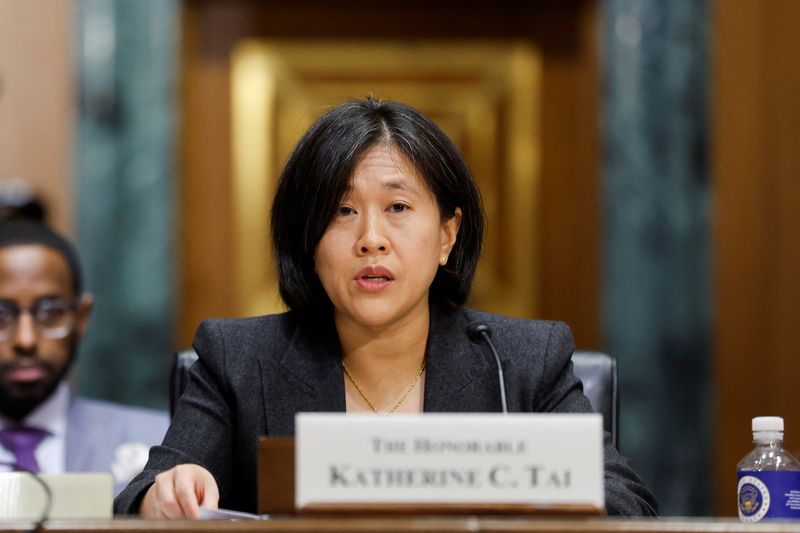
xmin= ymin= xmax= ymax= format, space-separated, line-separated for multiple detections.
xmin=337 ymin=206 xmax=354 ymax=216
xmin=389 ymin=203 xmax=408 ymax=213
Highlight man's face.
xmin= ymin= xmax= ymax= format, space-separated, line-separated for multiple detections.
xmin=0 ymin=245 xmax=92 ymax=421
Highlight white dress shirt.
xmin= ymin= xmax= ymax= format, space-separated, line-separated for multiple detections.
xmin=0 ymin=383 xmax=69 ymax=473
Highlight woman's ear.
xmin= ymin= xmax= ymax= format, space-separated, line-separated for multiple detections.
xmin=441 ymin=207 xmax=462 ymax=258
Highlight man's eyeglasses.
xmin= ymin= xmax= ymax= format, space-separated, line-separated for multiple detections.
xmin=0 ymin=298 xmax=78 ymax=341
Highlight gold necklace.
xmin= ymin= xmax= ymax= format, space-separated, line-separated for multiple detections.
xmin=342 ymin=360 xmax=426 ymax=415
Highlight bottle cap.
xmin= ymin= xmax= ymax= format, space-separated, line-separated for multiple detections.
xmin=752 ymin=416 xmax=784 ymax=432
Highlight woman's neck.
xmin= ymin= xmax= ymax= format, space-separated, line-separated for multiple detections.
xmin=336 ymin=306 xmax=429 ymax=407
xmin=337 ymin=306 xmax=429 ymax=365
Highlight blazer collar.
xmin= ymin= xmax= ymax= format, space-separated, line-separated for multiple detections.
xmin=261 ymin=316 xmax=345 ymax=435
xmin=422 ymin=305 xmax=493 ymax=412
xmin=261 ymin=306 xmax=494 ymax=434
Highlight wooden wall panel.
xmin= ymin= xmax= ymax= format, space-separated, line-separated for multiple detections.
xmin=538 ymin=1 xmax=600 ymax=349
xmin=0 ymin=0 xmax=74 ymax=234
xmin=179 ymin=7 xmax=237 ymax=345
xmin=713 ymin=0 xmax=800 ymax=516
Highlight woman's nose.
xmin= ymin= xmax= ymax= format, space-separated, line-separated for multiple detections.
xmin=356 ymin=214 xmax=390 ymax=255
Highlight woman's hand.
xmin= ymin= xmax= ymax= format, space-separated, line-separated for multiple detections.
xmin=140 ymin=464 xmax=219 ymax=519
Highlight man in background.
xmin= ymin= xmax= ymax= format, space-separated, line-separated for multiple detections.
xmin=0 ymin=220 xmax=168 ymax=494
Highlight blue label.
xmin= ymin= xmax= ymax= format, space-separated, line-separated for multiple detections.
xmin=738 ymin=471 xmax=800 ymax=521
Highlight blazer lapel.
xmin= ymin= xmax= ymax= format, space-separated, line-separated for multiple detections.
xmin=260 ymin=317 xmax=345 ymax=436
xmin=64 ymin=397 xmax=95 ymax=471
xmin=423 ymin=306 xmax=498 ymax=412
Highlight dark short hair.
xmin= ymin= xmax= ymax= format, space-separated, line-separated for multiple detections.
xmin=271 ymin=98 xmax=485 ymax=318
xmin=0 ymin=220 xmax=83 ymax=295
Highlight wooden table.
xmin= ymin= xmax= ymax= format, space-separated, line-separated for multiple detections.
xmin=3 ymin=517 xmax=800 ymax=533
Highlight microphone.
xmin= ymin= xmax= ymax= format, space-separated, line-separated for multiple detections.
xmin=467 ymin=322 xmax=508 ymax=414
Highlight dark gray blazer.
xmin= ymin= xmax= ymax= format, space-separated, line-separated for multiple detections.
xmin=114 ymin=306 xmax=657 ymax=516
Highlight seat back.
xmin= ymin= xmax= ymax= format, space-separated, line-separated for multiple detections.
xmin=170 ymin=348 xmax=619 ymax=448
xmin=169 ymin=349 xmax=199 ymax=417
xmin=571 ymin=350 xmax=619 ymax=449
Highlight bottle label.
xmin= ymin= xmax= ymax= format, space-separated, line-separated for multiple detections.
xmin=738 ymin=471 xmax=800 ymax=521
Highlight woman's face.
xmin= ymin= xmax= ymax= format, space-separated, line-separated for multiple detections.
xmin=314 ymin=144 xmax=461 ymax=332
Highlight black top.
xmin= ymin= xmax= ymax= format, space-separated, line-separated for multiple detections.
xmin=114 ymin=306 xmax=658 ymax=516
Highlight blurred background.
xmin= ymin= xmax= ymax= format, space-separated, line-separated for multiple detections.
xmin=2 ymin=0 xmax=798 ymax=518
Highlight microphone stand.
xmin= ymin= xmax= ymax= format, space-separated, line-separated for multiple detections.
xmin=468 ymin=322 xmax=508 ymax=414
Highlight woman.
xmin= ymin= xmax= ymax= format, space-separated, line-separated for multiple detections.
xmin=114 ymin=98 xmax=658 ymax=517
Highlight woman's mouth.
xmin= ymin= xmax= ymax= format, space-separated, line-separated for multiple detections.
xmin=355 ymin=267 xmax=394 ymax=292
xmin=356 ymin=276 xmax=393 ymax=292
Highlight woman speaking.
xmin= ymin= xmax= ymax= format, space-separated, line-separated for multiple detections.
xmin=114 ymin=98 xmax=657 ymax=517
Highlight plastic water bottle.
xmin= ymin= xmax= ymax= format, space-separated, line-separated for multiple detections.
xmin=737 ymin=416 xmax=800 ymax=521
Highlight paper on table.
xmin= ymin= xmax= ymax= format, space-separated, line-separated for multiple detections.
xmin=197 ymin=506 xmax=267 ymax=520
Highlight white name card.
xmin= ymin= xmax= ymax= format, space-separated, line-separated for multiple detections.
xmin=0 ymin=472 xmax=113 ymax=520
xmin=295 ymin=413 xmax=604 ymax=512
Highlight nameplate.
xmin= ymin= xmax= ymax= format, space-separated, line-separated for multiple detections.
xmin=295 ymin=413 xmax=604 ymax=513
xmin=0 ymin=472 xmax=113 ymax=520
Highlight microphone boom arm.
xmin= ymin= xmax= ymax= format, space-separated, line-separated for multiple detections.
xmin=468 ymin=322 xmax=508 ymax=414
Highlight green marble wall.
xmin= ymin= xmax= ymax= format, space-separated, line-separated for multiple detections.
xmin=74 ymin=0 xmax=179 ymax=410
xmin=601 ymin=0 xmax=711 ymax=515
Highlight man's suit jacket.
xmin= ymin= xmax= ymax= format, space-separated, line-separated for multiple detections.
xmin=115 ymin=306 xmax=658 ymax=515
xmin=66 ymin=396 xmax=169 ymax=495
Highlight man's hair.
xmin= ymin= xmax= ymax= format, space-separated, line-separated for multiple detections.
xmin=0 ymin=220 xmax=84 ymax=295
xmin=271 ymin=97 xmax=485 ymax=320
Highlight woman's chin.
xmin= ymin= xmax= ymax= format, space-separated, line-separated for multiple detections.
xmin=337 ymin=305 xmax=422 ymax=332
xmin=349 ymin=312 xmax=398 ymax=330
